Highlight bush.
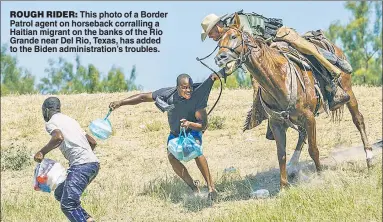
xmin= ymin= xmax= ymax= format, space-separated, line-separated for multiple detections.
xmin=143 ymin=120 xmax=163 ymax=132
xmin=1 ymin=144 xmax=31 ymax=171
xmin=208 ymin=116 xmax=225 ymax=130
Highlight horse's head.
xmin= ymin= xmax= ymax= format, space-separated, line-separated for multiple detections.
xmin=215 ymin=13 xmax=263 ymax=76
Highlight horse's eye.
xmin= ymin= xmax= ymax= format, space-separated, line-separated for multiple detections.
xmin=231 ymin=35 xmax=237 ymax=39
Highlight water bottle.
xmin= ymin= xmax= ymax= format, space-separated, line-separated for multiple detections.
xmin=250 ymin=189 xmax=270 ymax=199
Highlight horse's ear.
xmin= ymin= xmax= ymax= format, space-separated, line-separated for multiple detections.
xmin=233 ymin=13 xmax=241 ymax=29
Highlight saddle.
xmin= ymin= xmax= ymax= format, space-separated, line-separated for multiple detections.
xmin=242 ymin=30 xmax=337 ymax=138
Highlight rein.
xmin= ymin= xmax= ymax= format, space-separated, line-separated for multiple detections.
xmin=196 ymin=48 xmax=224 ymax=116
xmin=218 ymin=27 xmax=303 ymax=132
xmin=196 ymin=28 xmax=258 ymax=117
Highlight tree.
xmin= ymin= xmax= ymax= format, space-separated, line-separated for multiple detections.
xmin=38 ymin=55 xmax=104 ymax=94
xmin=102 ymin=66 xmax=128 ymax=92
xmin=1 ymin=44 xmax=36 ymax=95
xmin=127 ymin=65 xmax=143 ymax=91
xmin=3 ymin=51 xmax=142 ymax=95
xmin=327 ymin=2 xmax=382 ymax=86
xmin=234 ymin=68 xmax=252 ymax=89
xmin=212 ymin=67 xmax=252 ymax=89
xmin=38 ymin=57 xmax=77 ymax=94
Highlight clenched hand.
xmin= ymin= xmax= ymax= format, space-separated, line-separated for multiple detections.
xmin=109 ymin=101 xmax=122 ymax=111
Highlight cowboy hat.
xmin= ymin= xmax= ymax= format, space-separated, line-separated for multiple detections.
xmin=200 ymin=13 xmax=227 ymax=42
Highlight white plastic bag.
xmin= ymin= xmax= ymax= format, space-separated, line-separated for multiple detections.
xmin=33 ymin=158 xmax=67 ymax=193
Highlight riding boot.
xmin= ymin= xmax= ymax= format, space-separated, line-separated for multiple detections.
xmin=326 ymin=77 xmax=350 ymax=111
xmin=275 ymin=26 xmax=350 ymax=110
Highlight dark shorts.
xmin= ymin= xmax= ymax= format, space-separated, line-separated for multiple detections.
xmin=167 ymin=130 xmax=203 ymax=146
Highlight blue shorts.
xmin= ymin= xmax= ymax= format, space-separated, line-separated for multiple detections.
xmin=167 ymin=130 xmax=203 ymax=145
xmin=54 ymin=162 xmax=99 ymax=221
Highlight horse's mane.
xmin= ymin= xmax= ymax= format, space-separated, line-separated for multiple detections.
xmin=250 ymin=36 xmax=287 ymax=72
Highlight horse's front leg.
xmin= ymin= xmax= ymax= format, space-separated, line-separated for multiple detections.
xmin=269 ymin=119 xmax=289 ymax=190
xmin=287 ymin=128 xmax=307 ymax=178
xmin=303 ymin=111 xmax=322 ymax=173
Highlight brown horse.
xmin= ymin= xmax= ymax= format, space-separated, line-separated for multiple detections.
xmin=215 ymin=13 xmax=374 ymax=189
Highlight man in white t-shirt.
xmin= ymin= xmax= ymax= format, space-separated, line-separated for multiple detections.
xmin=34 ymin=97 xmax=99 ymax=222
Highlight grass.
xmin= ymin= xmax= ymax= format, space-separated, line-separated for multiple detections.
xmin=1 ymin=86 xmax=382 ymax=222
xmin=143 ymin=120 xmax=164 ymax=132
xmin=208 ymin=115 xmax=226 ymax=130
xmin=213 ymin=161 xmax=382 ymax=222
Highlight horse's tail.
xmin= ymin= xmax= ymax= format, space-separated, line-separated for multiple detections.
xmin=331 ymin=105 xmax=344 ymax=123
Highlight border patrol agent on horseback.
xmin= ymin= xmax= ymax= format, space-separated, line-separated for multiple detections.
xmin=200 ymin=10 xmax=352 ymax=111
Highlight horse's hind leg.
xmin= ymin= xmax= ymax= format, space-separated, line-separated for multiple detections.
xmin=287 ymin=128 xmax=307 ymax=178
xmin=345 ymin=88 xmax=373 ymax=168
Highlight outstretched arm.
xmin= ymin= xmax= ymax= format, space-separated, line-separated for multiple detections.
xmin=109 ymin=92 xmax=154 ymax=110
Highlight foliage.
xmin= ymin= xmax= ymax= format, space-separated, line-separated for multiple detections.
xmin=1 ymin=45 xmax=36 ymax=95
xmin=326 ymin=2 xmax=382 ymax=86
xmin=38 ymin=55 xmax=141 ymax=94
xmin=213 ymin=68 xmax=252 ymax=89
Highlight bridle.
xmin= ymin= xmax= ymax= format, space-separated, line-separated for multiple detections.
xmin=217 ymin=27 xmax=266 ymax=73
xmin=195 ymin=27 xmax=267 ymax=117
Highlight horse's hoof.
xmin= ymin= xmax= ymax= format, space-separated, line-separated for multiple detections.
xmin=366 ymin=158 xmax=373 ymax=169
xmin=208 ymin=190 xmax=218 ymax=202
xmin=288 ymin=172 xmax=298 ymax=180
xmin=207 ymin=191 xmax=218 ymax=207
xmin=287 ymin=166 xmax=299 ymax=179
xmin=280 ymin=181 xmax=291 ymax=191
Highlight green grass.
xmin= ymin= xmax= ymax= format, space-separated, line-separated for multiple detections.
xmin=213 ymin=161 xmax=383 ymax=222
xmin=208 ymin=115 xmax=226 ymax=130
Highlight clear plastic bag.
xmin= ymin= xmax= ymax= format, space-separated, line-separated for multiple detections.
xmin=167 ymin=128 xmax=203 ymax=162
xmin=167 ymin=135 xmax=184 ymax=161
xmin=89 ymin=109 xmax=112 ymax=140
xmin=33 ymin=158 xmax=67 ymax=193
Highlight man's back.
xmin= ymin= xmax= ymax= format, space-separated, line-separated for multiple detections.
xmin=222 ymin=11 xmax=283 ymax=39
xmin=45 ymin=113 xmax=99 ymax=166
